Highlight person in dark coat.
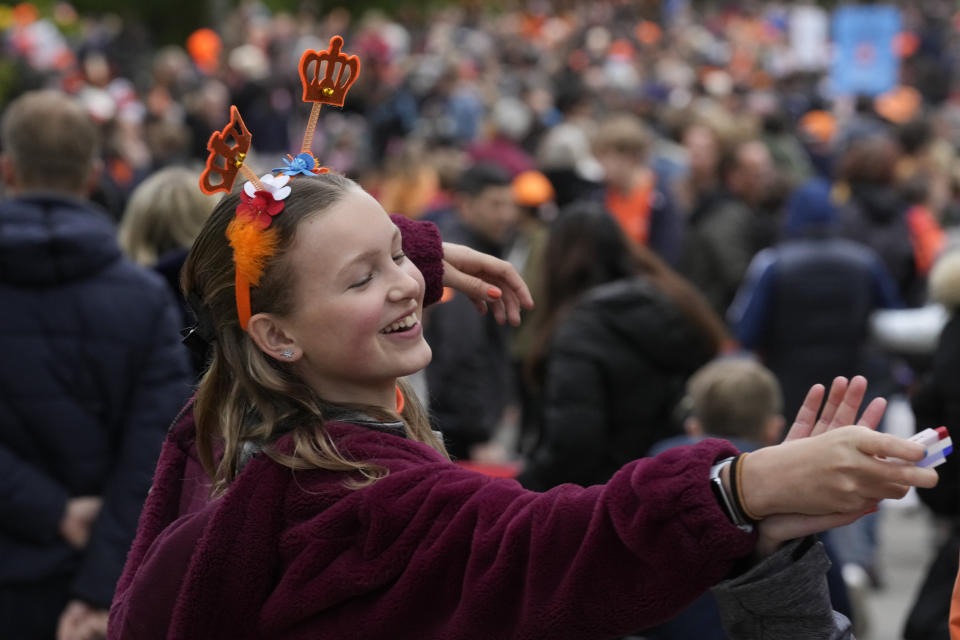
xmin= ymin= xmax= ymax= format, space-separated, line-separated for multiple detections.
xmin=904 ymin=249 xmax=960 ymax=640
xmin=0 ymin=90 xmax=192 ymax=639
xmin=912 ymin=249 xmax=960 ymax=518
xmin=728 ymin=178 xmax=901 ymax=421
xmin=424 ymin=164 xmax=519 ymax=459
xmin=836 ymin=134 xmax=921 ymax=304
xmin=680 ymin=138 xmax=778 ymax=316
xmin=518 ymin=202 xmax=730 ymax=490
xmin=728 ymin=178 xmax=902 ymax=603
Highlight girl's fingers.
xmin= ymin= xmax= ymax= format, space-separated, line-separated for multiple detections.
xmin=785 ymin=383 xmax=825 ymax=441
xmin=502 ymin=286 xmax=523 ymax=326
xmin=857 ymin=430 xmax=926 ymax=461
xmin=812 ymin=377 xmax=848 ymax=435
xmin=827 ymin=375 xmax=867 ymax=430
xmin=856 ymin=397 xmax=887 ymax=431
xmin=490 ymin=297 xmax=507 ymax=324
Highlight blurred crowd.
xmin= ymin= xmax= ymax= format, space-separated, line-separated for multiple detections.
xmin=7 ymin=0 xmax=960 ymax=638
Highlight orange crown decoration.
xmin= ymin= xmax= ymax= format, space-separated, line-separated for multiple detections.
xmin=299 ymin=35 xmax=360 ymax=107
xmin=198 ymin=104 xmax=287 ymax=331
xmin=298 ymin=35 xmax=361 ymax=155
xmin=194 ymin=37 xmax=364 ymax=333
xmin=199 ymin=106 xmax=256 ymax=195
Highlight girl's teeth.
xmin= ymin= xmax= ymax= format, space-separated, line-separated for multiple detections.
xmin=384 ymin=313 xmax=416 ymax=333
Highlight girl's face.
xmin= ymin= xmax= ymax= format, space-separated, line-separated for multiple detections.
xmin=280 ymin=188 xmax=431 ymax=406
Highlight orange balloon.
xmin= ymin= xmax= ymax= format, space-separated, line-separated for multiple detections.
xmin=186 ymin=28 xmax=223 ymax=73
xmin=12 ymin=3 xmax=38 ymax=26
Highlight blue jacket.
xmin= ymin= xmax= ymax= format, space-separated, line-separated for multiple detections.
xmin=728 ymin=237 xmax=900 ymax=418
xmin=0 ymin=193 xmax=192 ymax=608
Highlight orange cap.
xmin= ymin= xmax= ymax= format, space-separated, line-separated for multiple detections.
xmin=512 ymin=170 xmax=554 ymax=207
xmin=875 ymin=85 xmax=922 ymax=124
xmin=799 ymin=110 xmax=837 ymax=145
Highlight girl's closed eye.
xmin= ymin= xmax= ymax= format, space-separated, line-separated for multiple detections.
xmin=349 ymin=253 xmax=403 ymax=289
xmin=349 ymin=273 xmax=374 ymax=289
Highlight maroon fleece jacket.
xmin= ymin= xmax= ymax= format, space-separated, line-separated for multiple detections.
xmin=110 ymin=412 xmax=753 ymax=639
xmin=108 ymin=216 xmax=756 ymax=639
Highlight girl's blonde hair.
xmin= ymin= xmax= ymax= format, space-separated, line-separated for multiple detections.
xmin=182 ymin=173 xmax=446 ymax=494
xmin=120 ymin=166 xmax=217 ymax=265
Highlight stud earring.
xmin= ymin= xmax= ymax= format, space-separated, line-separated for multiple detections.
xmin=282 ymin=349 xmax=294 ymax=360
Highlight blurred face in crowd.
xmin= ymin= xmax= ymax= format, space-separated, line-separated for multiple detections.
xmin=596 ymin=149 xmax=637 ymax=192
xmin=683 ymin=124 xmax=720 ymax=184
xmin=728 ymin=141 xmax=774 ymax=206
xmin=459 ymin=185 xmax=518 ymax=245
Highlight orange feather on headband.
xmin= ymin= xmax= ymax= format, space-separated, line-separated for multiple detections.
xmin=226 ymin=219 xmax=279 ymax=288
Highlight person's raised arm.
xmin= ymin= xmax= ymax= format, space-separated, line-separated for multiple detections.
xmin=389 ymin=213 xmax=534 ymax=324
xmin=710 ymin=377 xmax=935 ymax=640
xmin=441 ymin=241 xmax=535 ymax=326
xmin=279 ymin=436 xmax=756 ymax=638
xmin=734 ymin=377 xmax=936 ymax=554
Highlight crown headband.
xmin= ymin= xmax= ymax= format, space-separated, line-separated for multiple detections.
xmin=197 ymin=35 xmax=361 ymax=331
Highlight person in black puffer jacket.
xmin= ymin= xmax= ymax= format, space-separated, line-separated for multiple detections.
xmin=0 ymin=90 xmax=192 ymax=639
xmin=904 ymin=249 xmax=960 ymax=640
xmin=518 ymin=202 xmax=729 ymax=490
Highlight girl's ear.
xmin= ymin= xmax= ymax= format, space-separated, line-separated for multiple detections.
xmin=247 ymin=312 xmax=300 ymax=362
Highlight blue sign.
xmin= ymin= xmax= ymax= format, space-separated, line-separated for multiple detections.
xmin=663 ymin=0 xmax=688 ymax=27
xmin=830 ymin=5 xmax=901 ymax=96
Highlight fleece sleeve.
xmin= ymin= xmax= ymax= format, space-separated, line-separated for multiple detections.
xmin=71 ymin=297 xmax=192 ymax=609
xmin=268 ymin=438 xmax=756 ymax=640
xmin=391 ymin=215 xmax=444 ymax=306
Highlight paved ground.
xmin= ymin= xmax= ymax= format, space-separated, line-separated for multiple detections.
xmin=859 ymin=397 xmax=939 ymax=640
xmin=860 ymin=499 xmax=936 ymax=640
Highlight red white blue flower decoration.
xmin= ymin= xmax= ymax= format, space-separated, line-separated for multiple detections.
xmin=237 ymin=174 xmax=291 ymax=229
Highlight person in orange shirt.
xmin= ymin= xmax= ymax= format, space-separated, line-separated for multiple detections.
xmin=593 ymin=113 xmax=684 ymax=265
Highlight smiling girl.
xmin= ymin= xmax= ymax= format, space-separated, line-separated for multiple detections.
xmin=107 ymin=169 xmax=937 ymax=640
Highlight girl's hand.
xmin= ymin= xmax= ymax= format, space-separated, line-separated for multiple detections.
xmin=745 ymin=376 xmax=937 ymax=556
xmin=441 ymin=242 xmax=534 ymax=325
xmin=743 ymin=425 xmax=935 ymax=519
xmin=784 ymin=375 xmax=887 ymax=441
xmin=755 ymin=511 xmax=869 ymax=558
xmin=739 ymin=377 xmax=936 ymax=534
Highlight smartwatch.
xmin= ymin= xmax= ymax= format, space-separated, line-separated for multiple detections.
xmin=709 ymin=457 xmax=754 ymax=532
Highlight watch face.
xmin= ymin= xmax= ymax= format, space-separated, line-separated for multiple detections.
xmin=710 ymin=468 xmax=743 ymax=527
